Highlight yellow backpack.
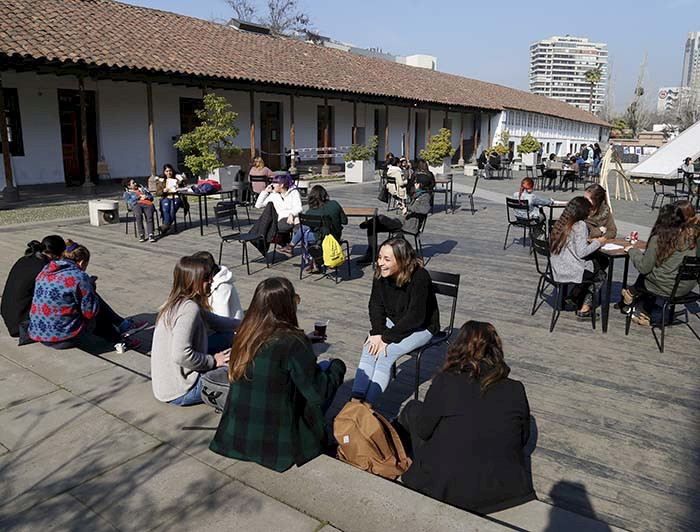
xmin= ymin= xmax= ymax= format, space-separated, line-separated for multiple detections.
xmin=322 ymin=234 xmax=345 ymax=268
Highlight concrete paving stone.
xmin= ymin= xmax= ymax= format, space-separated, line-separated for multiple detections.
xmin=153 ymin=478 xmax=323 ymax=532
xmin=490 ymin=500 xmax=627 ymax=532
xmin=0 ymin=389 xmax=95 ymax=451
xmin=70 ymin=445 xmax=233 ymax=531
xmin=227 ymin=456 xmax=508 ymax=532
xmin=0 ymin=409 xmax=160 ymax=516
xmin=0 ymin=355 xmax=58 ymax=410
xmin=319 ymin=526 xmax=342 ymax=532
xmin=0 ymin=493 xmax=118 ymax=532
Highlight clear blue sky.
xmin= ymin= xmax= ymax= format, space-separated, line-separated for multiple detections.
xmin=122 ymin=0 xmax=700 ymax=113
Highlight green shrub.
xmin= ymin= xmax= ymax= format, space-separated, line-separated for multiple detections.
xmin=420 ymin=128 xmax=455 ymax=165
xmin=343 ymin=135 xmax=378 ymax=162
xmin=516 ymin=133 xmax=541 ymax=154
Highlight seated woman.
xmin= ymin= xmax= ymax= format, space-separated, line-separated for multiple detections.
xmin=210 ymin=277 xmax=346 ymax=471
xmin=351 ymin=238 xmax=439 ymax=404
xmin=412 ymin=159 xmax=435 ymax=191
xmin=621 ymin=204 xmax=698 ymax=326
xmin=249 ymin=156 xmax=276 ymax=196
xmin=398 ymin=321 xmax=534 ymax=514
xmin=681 ymin=157 xmax=694 ymax=178
xmin=156 ymin=163 xmax=186 ymax=235
xmin=583 ymin=184 xmax=617 ymax=239
xmin=675 ymin=199 xmax=699 ymax=227
xmin=561 ymin=156 xmax=579 ymax=191
xmin=513 ymin=177 xmax=553 ymax=223
xmin=191 ymin=250 xmax=244 ymax=320
xmin=543 ymin=153 xmax=558 ymax=190
xmin=386 ymin=156 xmax=408 ymax=202
xmin=357 ymin=174 xmax=432 ymax=266
xmin=279 ymin=185 xmax=348 ymax=271
xmin=151 ymin=255 xmax=240 ymax=406
xmin=123 ymin=178 xmax=157 ymax=242
xmin=254 ymin=173 xmax=303 ymax=235
xmin=549 ymin=197 xmax=607 ymax=319
xmin=28 ymin=240 xmax=145 ymax=351
xmin=2 ymin=235 xmax=66 ymax=339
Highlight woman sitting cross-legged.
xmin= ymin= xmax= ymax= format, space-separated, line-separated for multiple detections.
xmin=278 ymin=185 xmax=348 ymax=272
xmin=210 ymin=277 xmax=346 ymax=471
xmin=357 ymin=173 xmax=433 ymax=266
xmin=549 ymin=197 xmax=607 ymax=319
xmin=2 ymin=235 xmax=66 ymax=340
xmin=151 ymin=256 xmax=240 ymax=406
xmin=29 ymin=240 xmax=146 ymax=352
xmin=621 ymin=203 xmax=699 ymax=326
xmin=351 ymin=238 xmax=440 ymax=405
xmin=123 ymin=178 xmax=157 ymax=242
xmin=398 ymin=321 xmax=535 ymax=514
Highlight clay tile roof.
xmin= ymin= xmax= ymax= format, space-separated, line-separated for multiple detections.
xmin=0 ymin=0 xmax=609 ymax=126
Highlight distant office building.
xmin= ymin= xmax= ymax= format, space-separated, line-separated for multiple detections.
xmin=657 ymin=87 xmax=684 ymax=113
xmin=681 ymin=31 xmax=700 ymax=88
xmin=529 ymin=35 xmax=608 ymax=114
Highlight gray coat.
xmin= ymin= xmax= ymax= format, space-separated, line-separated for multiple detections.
xmin=401 ymin=191 xmax=432 ymax=234
xmin=550 ymin=221 xmax=601 ymax=284
xmin=629 ymin=236 xmax=698 ymax=297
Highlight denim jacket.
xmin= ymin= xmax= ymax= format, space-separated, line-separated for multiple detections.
xmin=123 ymin=185 xmax=154 ymax=208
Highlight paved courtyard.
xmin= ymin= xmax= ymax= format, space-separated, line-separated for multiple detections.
xmin=0 ymin=174 xmax=698 ymax=531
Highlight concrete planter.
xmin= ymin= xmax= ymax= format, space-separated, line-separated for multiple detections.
xmin=344 ymin=159 xmax=375 ymax=183
xmin=207 ymin=164 xmax=241 ymax=199
xmin=429 ymin=157 xmax=452 ymax=176
xmin=521 ymin=152 xmax=537 ymax=167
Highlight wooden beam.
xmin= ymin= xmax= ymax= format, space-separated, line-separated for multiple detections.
xmin=249 ymin=88 xmax=255 ymax=161
xmin=79 ymin=77 xmax=92 ymax=187
xmin=146 ymin=82 xmax=156 ymax=176
xmin=384 ymin=103 xmax=389 ymax=159
xmin=487 ymin=113 xmax=492 ymax=149
xmin=352 ymin=100 xmax=357 ymax=145
xmin=427 ymin=109 xmax=431 ymax=140
xmin=0 ymin=75 xmax=15 ymax=196
xmin=405 ymin=107 xmax=411 ymax=160
xmin=458 ymin=112 xmax=464 ymax=165
xmin=289 ymin=94 xmax=296 ymax=173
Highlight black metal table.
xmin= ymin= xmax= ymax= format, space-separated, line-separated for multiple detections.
xmin=177 ymin=188 xmax=236 ymax=236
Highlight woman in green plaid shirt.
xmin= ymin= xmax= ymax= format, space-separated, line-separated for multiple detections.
xmin=210 ymin=277 xmax=346 ymax=471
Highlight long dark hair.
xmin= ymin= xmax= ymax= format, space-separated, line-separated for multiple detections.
xmin=191 ymin=250 xmax=221 ymax=278
xmin=25 ymin=235 xmax=65 ymax=258
xmin=308 ymin=185 xmax=330 ymax=210
xmin=374 ymin=237 xmax=423 ymax=287
xmin=584 ymin=184 xmax=608 ymax=217
xmin=441 ymin=321 xmax=510 ymax=394
xmin=549 ymin=197 xmax=592 ymax=255
xmin=229 ymin=277 xmax=304 ymax=382
xmin=157 ymin=256 xmax=212 ymax=327
xmin=414 ymin=159 xmax=430 ymax=174
xmin=650 ymin=204 xmax=695 ymax=266
xmin=161 ymin=163 xmax=176 ymax=177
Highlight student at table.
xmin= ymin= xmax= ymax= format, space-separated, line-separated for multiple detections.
xmin=210 ymin=277 xmax=346 ymax=471
xmin=583 ymin=184 xmax=617 ymax=239
xmin=123 ymin=178 xmax=157 ymax=242
xmin=549 ymin=197 xmax=608 ymax=319
xmin=156 ymin=164 xmax=186 ymax=235
xmin=681 ymin=157 xmax=694 ymax=178
xmin=254 ymin=174 xmax=303 ymax=234
xmin=621 ymin=204 xmax=698 ymax=327
xmin=151 ymin=255 xmax=240 ymax=406
xmin=543 ymin=153 xmax=558 ymax=190
xmin=398 ymin=320 xmax=534 ymax=514
xmin=412 ymin=159 xmax=435 ymax=191
xmin=386 ymin=156 xmax=408 ymax=201
xmin=1 ymin=235 xmax=66 ymax=339
xmin=513 ymin=177 xmax=553 ymax=223
xmin=351 ymin=238 xmax=440 ymax=404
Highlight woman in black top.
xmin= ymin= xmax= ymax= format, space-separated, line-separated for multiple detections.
xmin=1 ymin=235 xmax=66 ymax=338
xmin=351 ymin=238 xmax=439 ymax=404
xmin=398 ymin=320 xmax=534 ymax=514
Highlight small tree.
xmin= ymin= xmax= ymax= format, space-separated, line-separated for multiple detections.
xmin=516 ymin=133 xmax=541 ymax=155
xmin=173 ymin=94 xmax=241 ymax=178
xmin=488 ymin=129 xmax=510 ymax=156
xmin=343 ymin=136 xmax=378 ymax=162
xmin=420 ymin=128 xmax=455 ymax=166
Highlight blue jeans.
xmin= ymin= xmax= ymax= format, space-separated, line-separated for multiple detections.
xmin=351 ymin=318 xmax=433 ymax=404
xmin=291 ymin=224 xmax=317 ymax=261
xmin=161 ymin=197 xmax=181 ymax=226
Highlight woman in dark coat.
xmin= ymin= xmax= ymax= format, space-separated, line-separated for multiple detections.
xmin=398 ymin=320 xmax=535 ymax=514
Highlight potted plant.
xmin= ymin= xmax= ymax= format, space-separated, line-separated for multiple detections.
xmin=420 ymin=128 xmax=455 ymax=175
xmin=173 ymin=93 xmax=242 ymax=188
xmin=517 ymin=133 xmax=541 ymax=167
xmin=343 ymin=136 xmax=378 ymax=183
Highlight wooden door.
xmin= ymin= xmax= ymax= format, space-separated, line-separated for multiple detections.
xmin=260 ymin=101 xmax=282 ymax=170
xmin=317 ymin=105 xmax=334 ymax=165
xmin=57 ymin=89 xmax=97 ymax=186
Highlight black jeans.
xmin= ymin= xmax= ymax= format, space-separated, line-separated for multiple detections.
xmin=132 ymin=203 xmax=156 ymax=237
xmin=364 ymin=215 xmax=403 ymax=251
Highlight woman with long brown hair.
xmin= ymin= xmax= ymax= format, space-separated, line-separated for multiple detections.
xmin=549 ymin=196 xmax=607 ymax=319
xmin=398 ymin=321 xmax=534 ymax=514
xmin=351 ymin=238 xmax=439 ymax=404
xmin=210 ymin=277 xmax=346 ymax=471
xmin=583 ymin=184 xmax=617 ymax=239
xmin=151 ymin=255 xmax=239 ymax=406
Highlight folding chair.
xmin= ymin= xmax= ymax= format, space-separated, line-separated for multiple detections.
xmin=297 ymin=213 xmax=351 ymax=284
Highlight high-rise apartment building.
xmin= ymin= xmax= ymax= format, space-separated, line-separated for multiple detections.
xmin=681 ymin=31 xmax=700 ymax=88
xmin=529 ymin=35 xmax=608 ymax=114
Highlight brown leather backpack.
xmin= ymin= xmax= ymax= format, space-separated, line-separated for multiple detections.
xmin=333 ymin=399 xmax=412 ymax=480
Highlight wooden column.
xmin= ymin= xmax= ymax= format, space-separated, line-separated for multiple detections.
xmin=0 ymin=76 xmax=17 ymax=201
xmin=249 ymin=88 xmax=255 ymax=161
xmin=487 ymin=113 xmax=492 ymax=149
xmin=321 ymin=97 xmax=330 ymax=176
xmin=352 ymin=100 xmax=358 ymax=145
xmin=473 ymin=112 xmax=481 ymax=160
xmin=289 ymin=94 xmax=296 ymax=174
xmin=458 ymin=112 xmax=465 ymax=165
xmin=444 ymin=108 xmax=448 ymax=129
xmin=146 ymin=83 xmax=156 ymax=176
xmin=427 ymin=109 xmax=432 ymax=140
xmin=405 ymin=107 xmax=411 ymax=160
xmin=79 ymin=77 xmax=93 ymax=190
xmin=384 ymin=103 xmax=389 ymax=159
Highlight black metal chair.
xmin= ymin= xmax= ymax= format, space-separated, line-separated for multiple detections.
xmin=390 ymin=213 xmax=428 ymax=258
xmin=433 ymin=174 xmax=453 ymax=213
xmin=534 ymin=164 xmax=546 ymax=190
xmin=624 ymin=256 xmax=700 ymax=353
xmin=229 ymin=181 xmax=253 ymax=224
xmin=453 ymin=173 xmax=479 ymax=214
xmin=214 ymin=202 xmax=269 ymax=275
xmin=390 ymin=270 xmax=460 ymax=400
xmin=249 ymin=174 xmax=271 ymax=202
xmin=297 ymin=213 xmax=351 ymax=284
xmin=531 ymin=238 xmax=597 ymax=332
xmin=651 ymin=179 xmax=682 ymax=210
xmin=504 ymin=197 xmax=542 ymax=251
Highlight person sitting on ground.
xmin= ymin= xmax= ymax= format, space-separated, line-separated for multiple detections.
xmin=191 ymin=251 xmax=244 ymax=320
xmin=583 ymin=184 xmax=617 ymax=239
xmin=279 ymin=185 xmax=348 ymax=272
xmin=123 ymin=178 xmax=157 ymax=242
xmin=151 ymin=255 xmax=240 ymax=406
xmin=621 ymin=204 xmax=699 ymax=327
xmin=210 ymin=277 xmax=346 ymax=471
xmin=2 ymin=235 xmax=66 ymax=339
xmin=351 ymin=238 xmax=439 ymax=404
xmin=485 ymin=150 xmax=501 ymax=178
xmin=513 ymin=177 xmax=553 ymax=223
xmin=249 ymin=156 xmax=276 ymax=196
xmin=398 ymin=320 xmax=535 ymax=514
xmin=156 ymin=163 xmax=186 ymax=236
xmin=386 ymin=156 xmax=408 ymax=202
xmin=549 ymin=197 xmax=607 ymax=319
xmin=28 ymin=240 xmax=146 ymax=351
xmin=357 ymin=173 xmax=433 ymax=266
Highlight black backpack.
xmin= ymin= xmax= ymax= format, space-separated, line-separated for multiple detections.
xmin=200 ymin=367 xmax=230 ymax=412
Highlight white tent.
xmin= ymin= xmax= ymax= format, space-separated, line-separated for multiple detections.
xmin=628 ymin=119 xmax=700 ymax=180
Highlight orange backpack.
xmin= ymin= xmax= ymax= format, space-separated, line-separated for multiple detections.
xmin=333 ymin=399 xmax=412 ymax=480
